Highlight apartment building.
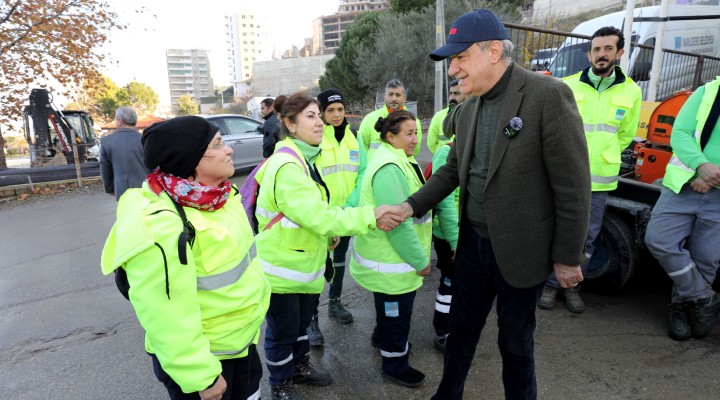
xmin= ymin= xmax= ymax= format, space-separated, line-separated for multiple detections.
xmin=312 ymin=0 xmax=389 ymax=55
xmin=225 ymin=10 xmax=275 ymax=98
xmin=165 ymin=48 xmax=215 ymax=112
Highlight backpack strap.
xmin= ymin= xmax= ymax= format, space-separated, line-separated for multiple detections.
xmin=169 ymin=196 xmax=195 ymax=265
xmin=263 ymin=146 xmax=310 ymax=232
xmin=276 ymin=146 xmax=309 ymax=175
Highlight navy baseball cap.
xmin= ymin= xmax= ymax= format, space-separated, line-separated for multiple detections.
xmin=430 ymin=9 xmax=510 ymax=61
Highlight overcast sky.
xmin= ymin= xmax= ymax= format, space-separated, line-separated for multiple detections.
xmin=98 ymin=0 xmax=340 ymax=109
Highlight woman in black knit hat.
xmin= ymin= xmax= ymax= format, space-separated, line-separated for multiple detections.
xmin=101 ymin=116 xmax=271 ymax=400
xmin=304 ymin=88 xmax=364 ymax=348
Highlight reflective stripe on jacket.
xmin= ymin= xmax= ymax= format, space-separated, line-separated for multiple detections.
xmin=100 ymin=184 xmax=270 ymax=393
xmin=564 ymin=67 xmax=642 ymax=191
xmin=663 ymin=78 xmax=720 ymax=193
xmin=350 ymin=143 xmax=432 ymax=294
xmin=255 ymin=138 xmax=376 ymax=294
xmin=427 ymin=107 xmax=451 ymax=153
xmin=317 ymin=124 xmax=360 ymax=207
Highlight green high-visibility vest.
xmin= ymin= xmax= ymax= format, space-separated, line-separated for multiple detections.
xmin=101 ymin=185 xmax=270 ymax=393
xmin=663 ymin=78 xmax=720 ymax=194
xmin=350 ymin=143 xmax=432 ymax=295
xmin=564 ymin=69 xmax=642 ymax=191
xmin=255 ymin=138 xmax=375 ymax=294
xmin=316 ymin=124 xmax=359 ymax=207
xmin=358 ymin=106 xmax=423 ymax=159
xmin=427 ymin=107 xmax=451 ymax=153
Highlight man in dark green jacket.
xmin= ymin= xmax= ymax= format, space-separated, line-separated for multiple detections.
xmin=391 ymin=9 xmax=590 ymax=399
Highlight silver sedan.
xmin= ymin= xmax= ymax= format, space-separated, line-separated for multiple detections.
xmin=205 ymin=114 xmax=265 ymax=171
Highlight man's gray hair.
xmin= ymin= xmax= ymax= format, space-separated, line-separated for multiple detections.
xmin=476 ymin=39 xmax=514 ymax=60
xmin=385 ymin=79 xmax=405 ymax=90
xmin=115 ymin=106 xmax=137 ymax=126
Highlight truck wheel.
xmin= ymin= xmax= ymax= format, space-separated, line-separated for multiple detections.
xmin=584 ymin=212 xmax=638 ymax=291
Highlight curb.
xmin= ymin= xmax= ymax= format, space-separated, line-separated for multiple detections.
xmin=0 ymin=176 xmax=102 ymax=199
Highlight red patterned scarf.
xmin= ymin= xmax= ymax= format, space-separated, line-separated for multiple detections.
xmin=146 ymin=170 xmax=231 ymax=211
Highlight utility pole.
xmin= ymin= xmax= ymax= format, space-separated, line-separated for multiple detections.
xmin=620 ymin=0 xmax=636 ymax=73
xmin=434 ymin=0 xmax=446 ymax=114
xmin=647 ymin=0 xmax=670 ymax=102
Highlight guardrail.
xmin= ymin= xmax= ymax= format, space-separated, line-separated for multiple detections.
xmin=0 ymin=162 xmax=100 ymax=188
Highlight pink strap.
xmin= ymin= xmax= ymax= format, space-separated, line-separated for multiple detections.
xmin=263 ymin=147 xmax=308 ymax=232
xmin=264 ymin=212 xmax=285 ymax=232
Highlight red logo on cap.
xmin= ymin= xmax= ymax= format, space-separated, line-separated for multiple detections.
xmin=449 ymin=27 xmax=457 ymax=35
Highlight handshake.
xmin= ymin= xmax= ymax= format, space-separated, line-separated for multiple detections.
xmin=374 ymin=202 xmax=415 ymax=232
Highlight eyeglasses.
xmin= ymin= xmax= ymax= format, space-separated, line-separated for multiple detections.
xmin=207 ymin=139 xmax=227 ymax=150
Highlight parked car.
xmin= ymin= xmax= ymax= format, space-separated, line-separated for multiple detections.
xmin=530 ymin=47 xmax=558 ymax=71
xmin=205 ymin=114 xmax=264 ymax=171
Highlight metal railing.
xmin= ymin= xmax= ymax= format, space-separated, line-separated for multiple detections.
xmin=503 ymin=22 xmax=720 ymax=101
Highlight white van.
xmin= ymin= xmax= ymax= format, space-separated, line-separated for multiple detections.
xmin=548 ymin=3 xmax=720 ymax=100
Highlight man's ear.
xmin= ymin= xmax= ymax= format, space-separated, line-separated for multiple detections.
xmin=616 ymin=48 xmax=625 ymax=61
xmin=489 ymin=40 xmax=504 ymax=63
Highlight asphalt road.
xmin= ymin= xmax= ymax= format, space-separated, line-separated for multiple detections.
xmin=1 ymin=169 xmax=720 ymax=399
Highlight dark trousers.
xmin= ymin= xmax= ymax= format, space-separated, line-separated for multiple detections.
xmin=329 ymin=236 xmax=351 ymax=299
xmin=432 ymin=228 xmax=544 ymax=400
xmin=372 ymin=290 xmax=416 ymax=376
xmin=433 ymin=235 xmax=455 ymax=336
xmin=264 ymin=293 xmax=319 ymax=386
xmin=150 ymin=344 xmax=262 ymax=400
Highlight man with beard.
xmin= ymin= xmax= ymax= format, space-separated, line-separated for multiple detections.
xmin=427 ymin=79 xmax=468 ymax=154
xmin=537 ymin=26 xmax=642 ymax=313
xmin=358 ymin=79 xmax=423 ymax=159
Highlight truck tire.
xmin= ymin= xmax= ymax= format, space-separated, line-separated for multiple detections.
xmin=584 ymin=212 xmax=638 ymax=291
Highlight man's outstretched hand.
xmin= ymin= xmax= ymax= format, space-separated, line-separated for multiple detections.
xmin=374 ymin=202 xmax=414 ymax=232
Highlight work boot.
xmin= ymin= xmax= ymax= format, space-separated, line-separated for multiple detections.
xmin=537 ymin=286 xmax=558 ymax=310
xmin=668 ymin=301 xmax=693 ymax=341
xmin=328 ymin=298 xmax=354 ymax=324
xmin=292 ymin=356 xmax=332 ymax=386
xmin=382 ymin=366 xmax=425 ymax=388
xmin=306 ymin=314 xmax=324 ymax=347
xmin=432 ymin=333 xmax=448 ymax=353
xmin=271 ymin=380 xmax=305 ymax=400
xmin=690 ymin=294 xmax=720 ymax=339
xmin=564 ymin=287 xmax=586 ymax=314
